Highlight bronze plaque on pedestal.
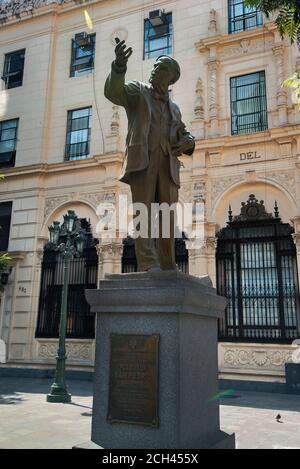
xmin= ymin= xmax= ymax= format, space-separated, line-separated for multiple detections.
xmin=107 ymin=334 xmax=160 ymax=428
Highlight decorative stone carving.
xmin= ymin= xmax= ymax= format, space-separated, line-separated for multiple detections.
xmin=44 ymin=192 xmax=115 ymax=223
xmin=220 ymin=38 xmax=274 ymax=60
xmin=208 ymin=9 xmax=217 ymax=35
xmin=207 ymin=59 xmax=219 ymax=136
xmin=44 ymin=196 xmax=69 ymax=223
xmin=80 ymin=192 xmax=104 ymax=208
xmin=211 ymin=175 xmax=242 ymax=208
xmin=221 ymin=345 xmax=293 ymax=373
xmin=262 ymin=170 xmax=297 ymax=200
xmin=207 ymin=59 xmax=218 ymax=117
xmin=110 ymin=105 xmax=120 ymax=136
xmin=191 ymin=78 xmax=205 ymax=139
xmin=194 ymin=78 xmax=205 ymax=120
xmin=106 ymin=105 xmax=121 ymax=152
xmin=38 ymin=340 xmax=94 ymax=363
xmin=97 ymin=243 xmax=123 ymax=257
xmin=194 ymin=182 xmax=206 ymax=202
xmin=0 ymin=0 xmax=73 ymax=22
xmin=273 ymin=45 xmax=287 ymax=101
xmin=179 ymin=183 xmax=192 ymax=204
xmin=293 ymin=233 xmax=300 ymax=254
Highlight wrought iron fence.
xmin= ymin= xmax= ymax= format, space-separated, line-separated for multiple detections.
xmin=217 ymin=196 xmax=300 ymax=343
xmin=122 ymin=235 xmax=189 ymax=274
xmin=36 ymin=219 xmax=98 ymax=339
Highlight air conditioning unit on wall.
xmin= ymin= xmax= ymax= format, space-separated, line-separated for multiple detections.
xmin=149 ymin=9 xmax=166 ymax=27
xmin=74 ymin=32 xmax=91 ymax=47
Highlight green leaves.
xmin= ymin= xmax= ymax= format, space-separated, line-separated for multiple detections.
xmin=283 ymin=72 xmax=300 ymax=108
xmin=245 ymin=2 xmax=300 ymax=106
xmin=0 ymin=253 xmax=11 ymax=271
xmin=244 ymin=1 xmax=300 ymax=42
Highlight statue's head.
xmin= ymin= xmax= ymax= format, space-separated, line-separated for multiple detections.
xmin=149 ymin=56 xmax=181 ymax=90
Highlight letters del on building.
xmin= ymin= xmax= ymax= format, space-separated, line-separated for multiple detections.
xmin=0 ymin=0 xmax=300 ymax=385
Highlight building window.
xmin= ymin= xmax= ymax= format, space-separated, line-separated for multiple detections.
xmin=65 ymin=107 xmax=92 ymax=161
xmin=144 ymin=11 xmax=173 ymax=60
xmin=228 ymin=0 xmax=263 ymax=34
xmin=0 ymin=202 xmax=12 ymax=252
xmin=0 ymin=119 xmax=18 ymax=168
xmin=217 ymin=195 xmax=300 ymax=343
xmin=230 ymin=71 xmax=268 ymax=136
xmin=70 ymin=33 xmax=96 ymax=77
xmin=2 ymin=49 xmax=25 ymax=89
xmin=35 ymin=218 xmax=98 ymax=339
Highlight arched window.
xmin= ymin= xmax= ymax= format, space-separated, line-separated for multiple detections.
xmin=35 ymin=218 xmax=98 ymax=339
xmin=217 ymin=195 xmax=300 ymax=342
xmin=122 ymin=234 xmax=189 ymax=274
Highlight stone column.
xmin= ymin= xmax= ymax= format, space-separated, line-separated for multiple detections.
xmin=292 ymin=231 xmax=300 ymax=334
xmin=206 ymin=237 xmax=217 ymax=288
xmin=273 ymin=44 xmax=288 ymax=126
xmin=26 ymin=241 xmax=46 ymax=362
xmin=186 ymin=241 xmax=209 ymax=278
xmin=105 ymin=105 xmax=121 ymax=153
xmin=97 ymin=241 xmax=123 ymax=284
xmin=293 ymin=229 xmax=300 ymax=288
xmin=207 ymin=57 xmax=219 ymax=136
xmin=186 ymin=236 xmax=217 ymax=287
xmin=190 ymin=78 xmax=205 ymax=140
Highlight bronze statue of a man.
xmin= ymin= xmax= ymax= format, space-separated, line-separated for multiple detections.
xmin=105 ymin=38 xmax=195 ymax=272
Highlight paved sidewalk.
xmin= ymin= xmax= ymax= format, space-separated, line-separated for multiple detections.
xmin=0 ymin=377 xmax=300 ymax=449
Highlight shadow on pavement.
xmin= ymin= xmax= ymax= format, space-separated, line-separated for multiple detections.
xmin=0 ymin=377 xmax=93 ymax=398
xmin=220 ymin=391 xmax=300 ymax=412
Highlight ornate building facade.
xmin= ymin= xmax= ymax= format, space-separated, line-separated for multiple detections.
xmin=0 ymin=0 xmax=300 ymax=384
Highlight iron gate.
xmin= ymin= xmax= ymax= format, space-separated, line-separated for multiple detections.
xmin=122 ymin=234 xmax=189 ymax=274
xmin=217 ymin=195 xmax=300 ymax=343
xmin=35 ymin=219 xmax=98 ymax=339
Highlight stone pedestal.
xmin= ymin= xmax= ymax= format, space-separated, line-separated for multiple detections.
xmin=83 ymin=271 xmax=235 ymax=449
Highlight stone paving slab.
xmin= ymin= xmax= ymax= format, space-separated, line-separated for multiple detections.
xmin=0 ymin=377 xmax=300 ymax=449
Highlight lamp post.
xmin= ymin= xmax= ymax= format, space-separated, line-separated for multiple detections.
xmin=0 ymin=266 xmax=12 ymax=287
xmin=46 ymin=210 xmax=85 ymax=403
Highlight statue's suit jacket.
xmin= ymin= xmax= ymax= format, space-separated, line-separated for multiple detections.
xmin=104 ymin=64 xmax=195 ymax=186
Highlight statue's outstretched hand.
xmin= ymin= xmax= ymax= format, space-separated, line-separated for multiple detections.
xmin=114 ymin=37 xmax=133 ymax=68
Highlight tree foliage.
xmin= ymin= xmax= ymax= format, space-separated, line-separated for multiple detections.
xmin=245 ymin=1 xmax=300 ymax=42
xmin=245 ymin=1 xmax=300 ymax=105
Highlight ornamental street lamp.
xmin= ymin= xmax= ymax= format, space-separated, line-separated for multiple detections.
xmin=46 ymin=210 xmax=85 ymax=403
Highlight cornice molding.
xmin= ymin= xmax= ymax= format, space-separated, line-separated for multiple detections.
xmin=0 ymin=152 xmax=124 ymax=179
xmin=195 ymin=23 xmax=278 ymax=54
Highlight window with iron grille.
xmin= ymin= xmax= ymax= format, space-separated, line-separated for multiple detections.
xmin=2 ymin=49 xmax=25 ymax=89
xmin=35 ymin=218 xmax=98 ymax=339
xmin=70 ymin=33 xmax=96 ymax=77
xmin=228 ymin=0 xmax=263 ymax=34
xmin=65 ymin=107 xmax=92 ymax=161
xmin=144 ymin=12 xmax=173 ymax=60
xmin=122 ymin=234 xmax=189 ymax=274
xmin=0 ymin=202 xmax=12 ymax=252
xmin=0 ymin=119 xmax=18 ymax=168
xmin=217 ymin=195 xmax=300 ymax=343
xmin=230 ymin=71 xmax=268 ymax=136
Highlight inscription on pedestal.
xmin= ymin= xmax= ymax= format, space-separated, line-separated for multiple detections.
xmin=107 ymin=334 xmax=159 ymax=427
